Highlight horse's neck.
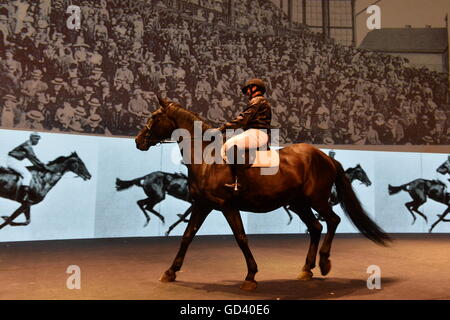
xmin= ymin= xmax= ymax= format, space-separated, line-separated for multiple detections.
xmin=168 ymin=105 xmax=213 ymax=166
xmin=345 ymin=169 xmax=356 ymax=182
xmin=33 ymin=159 xmax=68 ymax=194
xmin=168 ymin=105 xmax=212 ymax=137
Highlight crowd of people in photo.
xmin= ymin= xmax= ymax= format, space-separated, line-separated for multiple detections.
xmin=0 ymin=0 xmax=448 ymax=144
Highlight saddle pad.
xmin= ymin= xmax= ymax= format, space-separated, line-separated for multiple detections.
xmin=251 ymin=150 xmax=280 ymax=168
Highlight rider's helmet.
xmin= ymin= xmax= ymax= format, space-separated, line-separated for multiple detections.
xmin=30 ymin=132 xmax=41 ymax=140
xmin=241 ymin=78 xmax=266 ymax=95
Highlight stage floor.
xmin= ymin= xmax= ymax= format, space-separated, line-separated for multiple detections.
xmin=1 ymin=234 xmax=449 ymax=300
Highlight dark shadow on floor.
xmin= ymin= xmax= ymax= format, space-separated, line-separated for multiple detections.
xmin=173 ymin=277 xmax=400 ymax=300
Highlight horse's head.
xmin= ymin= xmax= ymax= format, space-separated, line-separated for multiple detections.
xmin=353 ymin=164 xmax=372 ymax=187
xmin=135 ymin=97 xmax=177 ymax=151
xmin=436 ymin=156 xmax=450 ymax=175
xmin=67 ymin=152 xmax=91 ymax=181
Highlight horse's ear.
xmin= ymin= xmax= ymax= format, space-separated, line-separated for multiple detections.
xmin=357 ymin=164 xmax=361 ymax=167
xmin=157 ymin=95 xmax=170 ymax=109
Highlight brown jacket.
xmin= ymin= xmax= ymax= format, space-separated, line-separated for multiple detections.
xmin=219 ymin=95 xmax=271 ymax=131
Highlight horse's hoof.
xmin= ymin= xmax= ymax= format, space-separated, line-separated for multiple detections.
xmin=297 ymin=270 xmax=313 ymax=281
xmin=240 ymin=280 xmax=257 ymax=291
xmin=319 ymin=259 xmax=332 ymax=276
xmin=159 ymin=270 xmax=176 ymax=282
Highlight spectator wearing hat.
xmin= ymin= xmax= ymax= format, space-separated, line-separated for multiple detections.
xmin=372 ymin=113 xmax=389 ymax=143
xmin=1 ymin=94 xmax=21 ymax=128
xmin=207 ymin=97 xmax=227 ymax=127
xmin=20 ymin=69 xmax=48 ymax=111
xmin=86 ymin=97 xmax=104 ymax=119
xmin=2 ymin=48 xmax=23 ymax=79
xmin=94 ymin=19 xmax=109 ymax=42
xmin=128 ymin=89 xmax=149 ymax=117
xmin=73 ymin=38 xmax=89 ymax=64
xmin=1 ymin=63 xmax=21 ymax=96
xmin=174 ymin=81 xmax=192 ymax=107
xmin=20 ymin=110 xmax=44 ymax=130
xmin=48 ymin=77 xmax=67 ymax=106
xmin=0 ymin=14 xmax=11 ymax=50
xmin=114 ymin=60 xmax=134 ymax=86
xmin=415 ymin=114 xmax=434 ymax=144
xmin=12 ymin=27 xmax=36 ymax=74
xmin=216 ymin=73 xmax=233 ymax=97
xmin=195 ymin=73 xmax=212 ymax=102
xmin=87 ymin=67 xmax=107 ymax=92
xmin=12 ymin=0 xmax=30 ymax=34
xmin=105 ymin=98 xmax=133 ymax=136
xmin=84 ymin=113 xmax=105 ymax=134
xmin=69 ymin=106 xmax=88 ymax=132
xmin=32 ymin=92 xmax=53 ymax=129
xmin=80 ymin=85 xmax=95 ymax=109
xmin=22 ymin=15 xmax=36 ymax=38
xmin=386 ymin=115 xmax=404 ymax=144
xmin=111 ymin=77 xmax=130 ymax=104
xmin=68 ymin=76 xmax=86 ymax=100
xmin=54 ymin=101 xmax=75 ymax=132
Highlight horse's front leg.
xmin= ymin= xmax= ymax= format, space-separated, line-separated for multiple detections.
xmin=160 ymin=204 xmax=211 ymax=282
xmin=0 ymin=204 xmax=27 ymax=229
xmin=429 ymin=207 xmax=450 ymax=233
xmin=222 ymin=208 xmax=258 ymax=291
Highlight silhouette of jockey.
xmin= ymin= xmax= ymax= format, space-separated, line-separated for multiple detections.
xmin=6 ymin=132 xmax=48 ymax=202
xmin=219 ymin=78 xmax=272 ymax=192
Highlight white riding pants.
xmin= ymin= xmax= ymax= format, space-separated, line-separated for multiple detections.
xmin=221 ymin=128 xmax=269 ymax=163
xmin=6 ymin=156 xmax=32 ymax=186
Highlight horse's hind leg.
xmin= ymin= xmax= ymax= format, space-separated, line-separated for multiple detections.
xmin=429 ymin=207 xmax=450 ymax=233
xmin=405 ymin=198 xmax=427 ymax=225
xmin=282 ymin=206 xmax=294 ymax=225
xmin=312 ymin=203 xmax=341 ymax=276
xmin=165 ymin=206 xmax=192 ymax=236
xmin=222 ymin=208 xmax=258 ymax=291
xmin=137 ymin=197 xmax=166 ymax=226
xmin=289 ymin=204 xmax=322 ymax=281
xmin=160 ymin=204 xmax=211 ymax=283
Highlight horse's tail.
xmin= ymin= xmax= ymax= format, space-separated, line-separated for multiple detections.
xmin=115 ymin=176 xmax=145 ymax=191
xmin=388 ymin=184 xmax=407 ymax=195
xmin=333 ymin=159 xmax=391 ymax=246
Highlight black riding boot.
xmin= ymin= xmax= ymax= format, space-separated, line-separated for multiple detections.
xmin=224 ymin=145 xmax=244 ymax=193
xmin=20 ymin=186 xmax=33 ymax=204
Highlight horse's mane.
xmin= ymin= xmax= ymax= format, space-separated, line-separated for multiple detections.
xmin=46 ymin=155 xmax=68 ymax=166
xmin=172 ymin=172 xmax=188 ymax=179
xmin=168 ymin=102 xmax=213 ymax=131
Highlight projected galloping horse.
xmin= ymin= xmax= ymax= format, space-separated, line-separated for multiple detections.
xmin=0 ymin=153 xmax=91 ymax=229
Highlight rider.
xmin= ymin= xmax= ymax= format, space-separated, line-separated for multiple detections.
xmin=219 ymin=78 xmax=272 ymax=192
xmin=6 ymin=132 xmax=48 ymax=202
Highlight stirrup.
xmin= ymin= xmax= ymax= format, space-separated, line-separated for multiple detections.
xmin=224 ymin=177 xmax=240 ymax=192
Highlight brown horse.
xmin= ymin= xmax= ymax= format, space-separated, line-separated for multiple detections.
xmin=135 ymin=98 xmax=390 ymax=291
